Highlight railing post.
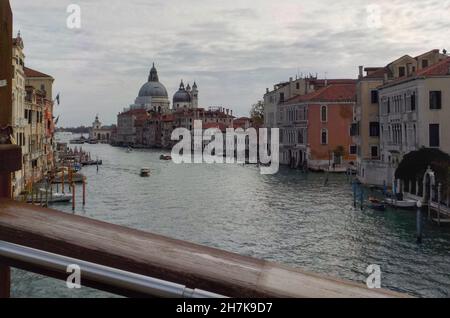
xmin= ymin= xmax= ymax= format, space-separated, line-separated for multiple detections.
xmin=0 ymin=264 xmax=10 ymax=298
xmin=0 ymin=145 xmax=22 ymax=299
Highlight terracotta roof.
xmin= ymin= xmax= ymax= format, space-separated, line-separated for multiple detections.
xmin=284 ymin=83 xmax=356 ymax=105
xmin=162 ymin=114 xmax=174 ymax=122
xmin=310 ymin=79 xmax=357 ymax=86
xmin=24 ymin=67 xmax=53 ymax=78
xmin=119 ymin=108 xmax=149 ymax=118
xmin=416 ymin=57 xmax=450 ymax=76
xmin=203 ymin=122 xmax=228 ymax=132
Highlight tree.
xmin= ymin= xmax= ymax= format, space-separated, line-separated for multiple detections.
xmin=395 ymin=147 xmax=450 ymax=195
xmin=250 ymin=101 xmax=264 ymax=126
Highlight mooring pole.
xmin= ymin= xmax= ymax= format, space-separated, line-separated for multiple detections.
xmin=61 ymin=169 xmax=65 ymax=194
xmin=352 ymin=181 xmax=357 ymax=208
xmin=437 ymin=183 xmax=441 ymax=226
xmin=82 ymin=177 xmax=86 ymax=207
xmin=428 ymin=183 xmax=432 ymax=220
xmin=72 ymin=182 xmax=76 ymax=212
xmin=416 ymin=201 xmax=423 ymax=244
xmin=360 ymin=186 xmax=364 ymax=211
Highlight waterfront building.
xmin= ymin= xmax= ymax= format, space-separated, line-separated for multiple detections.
xmin=9 ymin=32 xmax=55 ymax=196
xmin=280 ymin=82 xmax=357 ymax=170
xmin=89 ymin=115 xmax=114 ymax=143
xmin=161 ymin=114 xmax=175 ymax=149
xmin=377 ymin=56 xmax=450 ymax=186
xmin=264 ymin=76 xmax=315 ymax=129
xmin=11 ymin=33 xmax=27 ymax=197
xmin=24 ymin=67 xmax=55 ymax=186
xmin=116 ymin=109 xmax=149 ymax=146
xmin=354 ymin=49 xmax=448 ymax=185
xmin=115 ymin=63 xmax=236 ymax=149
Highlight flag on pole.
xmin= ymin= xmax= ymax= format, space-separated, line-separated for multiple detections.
xmin=55 ymin=93 xmax=60 ymax=105
xmin=54 ymin=115 xmax=60 ymax=125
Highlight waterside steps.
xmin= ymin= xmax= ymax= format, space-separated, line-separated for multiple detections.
xmin=0 ymin=200 xmax=410 ymax=298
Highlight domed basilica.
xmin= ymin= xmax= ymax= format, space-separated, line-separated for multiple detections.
xmin=129 ymin=63 xmax=198 ymax=113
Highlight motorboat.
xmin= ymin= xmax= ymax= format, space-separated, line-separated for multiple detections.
xmin=160 ymin=154 xmax=172 ymax=161
xmin=69 ymin=139 xmax=85 ymax=145
xmin=384 ymin=197 xmax=417 ymax=209
xmin=140 ymin=168 xmax=151 ymax=177
xmin=81 ymin=160 xmax=102 ymax=166
xmin=27 ymin=188 xmax=72 ymax=203
xmin=368 ymin=197 xmax=386 ymax=211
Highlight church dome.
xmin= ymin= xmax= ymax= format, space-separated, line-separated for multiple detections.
xmin=173 ymin=80 xmax=192 ymax=103
xmin=139 ymin=82 xmax=168 ymax=98
xmin=138 ymin=63 xmax=168 ymax=98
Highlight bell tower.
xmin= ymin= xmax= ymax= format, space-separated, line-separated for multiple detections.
xmin=191 ymin=81 xmax=198 ymax=109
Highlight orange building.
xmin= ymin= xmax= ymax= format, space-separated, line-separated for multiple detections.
xmin=280 ymin=82 xmax=357 ymax=171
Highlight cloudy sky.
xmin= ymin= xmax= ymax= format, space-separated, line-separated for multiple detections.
xmin=10 ymin=0 xmax=450 ymax=126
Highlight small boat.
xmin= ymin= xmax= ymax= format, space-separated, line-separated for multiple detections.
xmin=81 ymin=160 xmax=102 ymax=166
xmin=368 ymin=197 xmax=386 ymax=211
xmin=126 ymin=147 xmax=133 ymax=153
xmin=27 ymin=189 xmax=72 ymax=203
xmin=69 ymin=139 xmax=85 ymax=145
xmin=160 ymin=154 xmax=172 ymax=161
xmin=384 ymin=198 xmax=417 ymax=209
xmin=140 ymin=168 xmax=151 ymax=177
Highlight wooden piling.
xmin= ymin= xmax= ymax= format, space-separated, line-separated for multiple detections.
xmin=416 ymin=203 xmax=422 ymax=244
xmin=82 ymin=177 xmax=86 ymax=206
xmin=45 ymin=182 xmax=49 ymax=207
xmin=72 ymin=183 xmax=75 ymax=212
xmin=352 ymin=181 xmax=357 ymax=208
xmin=360 ymin=187 xmax=364 ymax=211
xmin=61 ymin=169 xmax=65 ymax=194
xmin=437 ymin=183 xmax=441 ymax=226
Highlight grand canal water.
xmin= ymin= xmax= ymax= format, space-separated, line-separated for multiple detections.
xmin=11 ymin=135 xmax=450 ymax=298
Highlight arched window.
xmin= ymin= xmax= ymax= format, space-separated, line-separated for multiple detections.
xmin=321 ymin=129 xmax=328 ymax=145
xmin=321 ymin=105 xmax=328 ymax=122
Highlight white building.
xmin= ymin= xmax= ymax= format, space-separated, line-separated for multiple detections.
xmin=89 ymin=115 xmax=113 ymax=143
xmin=377 ymin=56 xmax=450 ymax=186
xmin=11 ymin=33 xmax=27 ymax=197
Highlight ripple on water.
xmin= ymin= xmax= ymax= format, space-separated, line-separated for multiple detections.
xmin=11 ymin=141 xmax=450 ymax=298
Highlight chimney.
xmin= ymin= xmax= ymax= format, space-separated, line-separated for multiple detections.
xmin=289 ymin=77 xmax=293 ymax=82
xmin=358 ymin=66 xmax=364 ymax=79
xmin=231 ymin=110 xmax=233 ymax=116
xmin=266 ymin=88 xmax=269 ymax=94
xmin=226 ymin=109 xmax=229 ymax=115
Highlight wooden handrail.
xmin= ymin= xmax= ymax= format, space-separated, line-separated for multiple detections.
xmin=0 ymin=199 xmax=409 ymax=298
